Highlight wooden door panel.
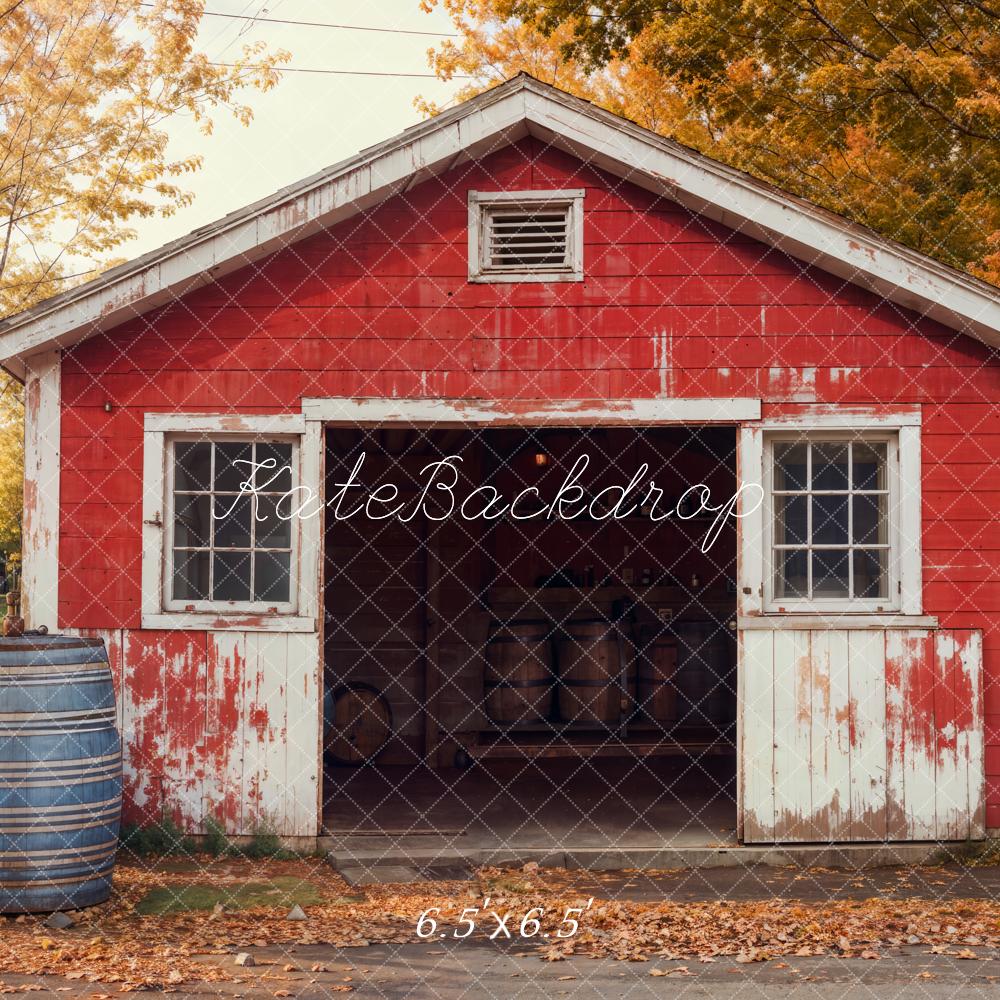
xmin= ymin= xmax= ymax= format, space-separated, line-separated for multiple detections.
xmin=740 ymin=627 xmax=983 ymax=843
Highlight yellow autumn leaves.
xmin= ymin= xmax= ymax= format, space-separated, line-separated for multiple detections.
xmin=0 ymin=1 xmax=288 ymax=555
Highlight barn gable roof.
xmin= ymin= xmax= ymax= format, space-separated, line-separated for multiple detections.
xmin=2 ymin=73 xmax=1000 ymax=379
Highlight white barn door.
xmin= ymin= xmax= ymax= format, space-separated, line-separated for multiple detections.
xmin=740 ymin=627 xmax=984 ymax=843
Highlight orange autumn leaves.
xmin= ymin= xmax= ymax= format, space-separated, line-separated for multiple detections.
xmin=2 ymin=858 xmax=1000 ymax=989
xmin=420 ymin=0 xmax=1000 ymax=285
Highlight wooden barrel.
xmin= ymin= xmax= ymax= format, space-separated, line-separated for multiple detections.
xmin=0 ymin=635 xmax=122 ymax=913
xmin=636 ymin=625 xmax=678 ymax=722
xmin=484 ymin=620 xmax=554 ymax=725
xmin=324 ymin=683 xmax=393 ymax=764
xmin=557 ymin=619 xmax=622 ymax=725
xmin=675 ymin=620 xmax=736 ymax=727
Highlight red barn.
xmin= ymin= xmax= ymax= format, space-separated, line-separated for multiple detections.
xmin=2 ymin=76 xmax=998 ymax=858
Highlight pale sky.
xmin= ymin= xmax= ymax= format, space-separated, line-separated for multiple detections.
xmin=127 ymin=0 xmax=465 ymax=258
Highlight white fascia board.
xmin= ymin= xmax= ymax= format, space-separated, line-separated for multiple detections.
xmin=3 ymin=76 xmax=1000 ymax=368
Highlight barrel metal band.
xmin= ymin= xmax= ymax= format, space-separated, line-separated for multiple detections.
xmin=0 ymin=770 xmax=121 ymax=788
xmin=0 ymin=845 xmax=118 ymax=870
xmin=0 ymin=708 xmax=116 ymax=723
xmin=0 ymin=813 xmax=120 ymax=834
xmin=0 ymin=838 xmax=118 ymax=862
xmin=0 ymin=750 xmax=121 ymax=771
xmin=0 ymin=871 xmax=112 ymax=888
xmin=0 ymin=794 xmax=121 ymax=815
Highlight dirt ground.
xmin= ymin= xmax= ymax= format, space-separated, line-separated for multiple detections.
xmin=2 ymin=855 xmax=1000 ymax=995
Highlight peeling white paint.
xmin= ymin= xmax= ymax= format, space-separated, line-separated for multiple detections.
xmin=767 ymin=366 xmax=817 ymax=402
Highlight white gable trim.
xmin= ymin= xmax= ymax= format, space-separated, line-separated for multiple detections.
xmin=2 ymin=75 xmax=1000 ymax=376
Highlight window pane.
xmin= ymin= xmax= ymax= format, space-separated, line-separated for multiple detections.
xmin=173 ymin=550 xmax=209 ymax=600
xmin=256 ymin=442 xmax=293 ymax=493
xmin=853 ymin=442 xmax=887 ymax=491
xmin=255 ymin=495 xmax=292 ymax=548
xmin=853 ymin=494 xmax=887 ymax=545
xmin=854 ymin=549 xmax=887 ymax=599
xmin=812 ymin=549 xmax=850 ymax=597
xmin=775 ymin=549 xmax=808 ymax=599
xmin=812 ymin=494 xmax=849 ymax=545
xmin=215 ymin=442 xmax=253 ymax=492
xmin=213 ymin=551 xmax=251 ymax=601
xmin=774 ymin=442 xmax=808 ymax=491
xmin=174 ymin=494 xmax=210 ymax=548
xmin=174 ymin=442 xmax=211 ymax=492
xmin=214 ymin=495 xmax=252 ymax=548
xmin=774 ymin=494 xmax=808 ymax=546
xmin=254 ymin=551 xmax=291 ymax=602
xmin=812 ymin=442 xmax=849 ymax=491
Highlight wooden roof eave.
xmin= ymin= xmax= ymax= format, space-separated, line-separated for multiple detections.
xmin=0 ymin=73 xmax=998 ymax=376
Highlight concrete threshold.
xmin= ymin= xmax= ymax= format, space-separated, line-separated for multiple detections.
xmin=320 ymin=838 xmax=948 ymax=874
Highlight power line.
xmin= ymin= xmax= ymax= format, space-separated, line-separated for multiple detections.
xmin=139 ymin=3 xmax=458 ymax=37
xmin=211 ymin=62 xmax=469 ymax=79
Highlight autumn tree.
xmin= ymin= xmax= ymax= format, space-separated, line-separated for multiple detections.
xmin=0 ymin=0 xmax=288 ymax=555
xmin=421 ymin=0 xmax=1000 ymax=283
xmin=0 ymin=380 xmax=22 ymax=562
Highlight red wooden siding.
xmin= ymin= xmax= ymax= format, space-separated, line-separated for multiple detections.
xmin=56 ymin=137 xmax=1000 ymax=833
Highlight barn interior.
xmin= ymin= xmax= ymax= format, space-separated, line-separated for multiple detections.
xmin=321 ymin=426 xmax=739 ymax=858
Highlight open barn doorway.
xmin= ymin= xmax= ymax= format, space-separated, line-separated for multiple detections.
xmin=320 ymin=425 xmax=739 ymax=862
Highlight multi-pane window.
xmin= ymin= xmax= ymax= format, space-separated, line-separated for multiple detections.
xmin=170 ymin=439 xmax=295 ymax=607
xmin=770 ymin=436 xmax=893 ymax=605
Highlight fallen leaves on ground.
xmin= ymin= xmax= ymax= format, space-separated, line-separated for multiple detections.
xmin=0 ymin=858 xmax=997 ymax=989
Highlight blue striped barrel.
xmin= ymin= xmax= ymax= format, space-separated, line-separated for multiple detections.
xmin=0 ymin=636 xmax=122 ymax=913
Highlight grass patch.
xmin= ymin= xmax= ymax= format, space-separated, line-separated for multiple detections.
xmin=135 ymin=876 xmax=328 ymax=916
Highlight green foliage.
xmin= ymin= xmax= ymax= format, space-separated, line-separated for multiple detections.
xmin=120 ymin=810 xmax=305 ymax=861
xmin=119 ymin=814 xmax=196 ymax=858
xmin=120 ymin=813 xmax=301 ymax=860
xmin=201 ymin=814 xmax=231 ymax=858
xmin=232 ymin=819 xmax=294 ymax=860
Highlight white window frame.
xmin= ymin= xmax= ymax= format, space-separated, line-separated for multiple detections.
xmin=764 ymin=430 xmax=898 ymax=613
xmin=468 ymin=189 xmax=584 ymax=283
xmin=141 ymin=413 xmax=319 ymax=632
xmin=164 ymin=434 xmax=300 ymax=614
xmin=738 ymin=409 xmax=923 ymax=620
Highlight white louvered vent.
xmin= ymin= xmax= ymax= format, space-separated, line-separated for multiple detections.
xmin=485 ymin=207 xmax=569 ymax=270
xmin=469 ymin=189 xmax=584 ymax=283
